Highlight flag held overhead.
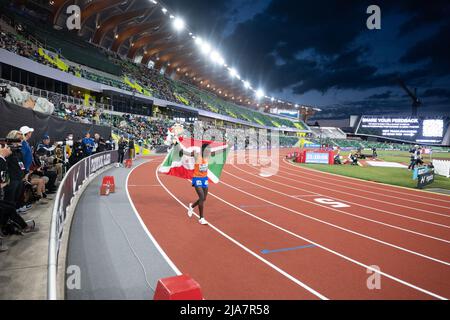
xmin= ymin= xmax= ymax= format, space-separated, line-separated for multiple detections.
xmin=159 ymin=138 xmax=229 ymax=184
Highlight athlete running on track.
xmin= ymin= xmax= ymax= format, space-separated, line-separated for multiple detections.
xmin=188 ymin=143 xmax=213 ymax=225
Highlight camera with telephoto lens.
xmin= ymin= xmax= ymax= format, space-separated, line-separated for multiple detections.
xmin=0 ymin=138 xmax=22 ymax=152
xmin=0 ymin=84 xmax=8 ymax=98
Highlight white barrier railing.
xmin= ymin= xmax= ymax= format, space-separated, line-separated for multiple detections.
xmin=47 ymin=151 xmax=118 ymax=300
xmin=433 ymin=160 xmax=450 ymax=178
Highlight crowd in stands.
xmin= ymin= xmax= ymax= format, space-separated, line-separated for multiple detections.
xmin=0 ymin=22 xmax=304 ymax=130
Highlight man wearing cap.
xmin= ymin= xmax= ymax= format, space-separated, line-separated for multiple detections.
xmin=19 ymin=126 xmax=34 ymax=173
xmin=37 ymin=135 xmax=56 ymax=154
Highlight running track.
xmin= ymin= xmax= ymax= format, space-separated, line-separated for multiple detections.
xmin=127 ymin=149 xmax=450 ymax=300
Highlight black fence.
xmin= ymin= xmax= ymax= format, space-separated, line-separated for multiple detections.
xmin=0 ymin=98 xmax=111 ymax=143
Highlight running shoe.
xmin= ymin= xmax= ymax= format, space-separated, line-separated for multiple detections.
xmin=187 ymin=203 xmax=194 ymax=218
xmin=198 ymin=218 xmax=208 ymax=225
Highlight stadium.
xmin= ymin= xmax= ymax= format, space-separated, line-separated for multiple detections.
xmin=0 ymin=0 xmax=449 ymax=307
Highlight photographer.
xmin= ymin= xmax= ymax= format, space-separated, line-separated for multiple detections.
xmin=408 ymin=145 xmax=417 ymax=170
xmin=118 ymin=137 xmax=127 ymax=167
xmin=4 ymin=131 xmax=29 ymax=213
xmin=94 ymin=133 xmax=106 ymax=154
xmin=0 ymin=143 xmax=11 ymax=251
xmin=35 ymin=135 xmax=58 ymax=193
xmin=69 ymin=137 xmax=85 ymax=167
xmin=0 ymin=143 xmax=37 ymax=249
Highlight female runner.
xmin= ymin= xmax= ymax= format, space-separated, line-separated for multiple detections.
xmin=188 ymin=143 xmax=213 ymax=225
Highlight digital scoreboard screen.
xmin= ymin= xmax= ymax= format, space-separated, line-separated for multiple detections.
xmin=356 ymin=116 xmax=448 ymax=145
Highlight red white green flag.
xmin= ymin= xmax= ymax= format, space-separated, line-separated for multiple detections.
xmin=159 ymin=137 xmax=230 ymax=183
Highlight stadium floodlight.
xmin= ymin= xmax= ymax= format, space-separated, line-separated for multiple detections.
xmin=271 ymin=97 xmax=275 ymax=102
xmin=228 ymin=68 xmax=238 ymax=78
xmin=255 ymin=89 xmax=265 ymax=99
xmin=210 ymin=51 xmax=224 ymax=65
xmin=150 ymin=0 xmax=157 ymax=4
xmin=201 ymin=42 xmax=212 ymax=55
xmin=162 ymin=7 xmax=168 ymax=14
xmin=243 ymin=81 xmax=250 ymax=89
xmin=195 ymin=37 xmax=203 ymax=46
xmin=172 ymin=17 xmax=185 ymax=31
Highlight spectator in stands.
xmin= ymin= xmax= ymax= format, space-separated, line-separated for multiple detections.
xmin=19 ymin=126 xmax=34 ymax=172
xmin=82 ymin=132 xmax=95 ymax=156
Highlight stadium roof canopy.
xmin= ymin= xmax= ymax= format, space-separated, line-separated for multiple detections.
xmin=49 ymin=0 xmax=316 ymax=113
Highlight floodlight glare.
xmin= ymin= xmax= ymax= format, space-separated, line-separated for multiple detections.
xmin=172 ymin=17 xmax=185 ymax=31
xmin=255 ymin=89 xmax=264 ymax=99
xmin=229 ymin=68 xmax=238 ymax=78
xmin=210 ymin=51 xmax=224 ymax=64
xmin=243 ymin=81 xmax=250 ymax=89
xmin=195 ymin=37 xmax=203 ymax=46
xmin=201 ymin=42 xmax=212 ymax=55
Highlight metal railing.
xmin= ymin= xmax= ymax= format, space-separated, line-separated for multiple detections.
xmin=0 ymin=78 xmax=112 ymax=110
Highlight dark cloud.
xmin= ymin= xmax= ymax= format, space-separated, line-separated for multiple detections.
xmin=164 ymin=0 xmax=450 ymax=117
xmin=395 ymin=0 xmax=450 ymax=36
xmin=422 ymin=88 xmax=450 ymax=99
xmin=218 ymin=0 xmax=450 ymax=97
xmin=367 ymin=91 xmax=393 ymax=100
xmin=400 ymin=23 xmax=450 ymax=76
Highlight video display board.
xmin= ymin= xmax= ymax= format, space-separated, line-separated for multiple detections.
xmin=356 ymin=116 xmax=448 ymax=145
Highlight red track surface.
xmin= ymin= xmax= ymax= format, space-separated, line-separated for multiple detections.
xmin=127 ymin=149 xmax=450 ymax=300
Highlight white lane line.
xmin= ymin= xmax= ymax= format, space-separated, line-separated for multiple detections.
xmin=280 ymin=159 xmax=450 ymax=210
xmin=277 ymin=159 xmax=450 ymax=218
xmin=223 ymin=168 xmax=450 ymax=264
xmin=237 ymin=164 xmax=450 ymax=230
xmin=282 ymin=158 xmax=450 ymax=204
xmin=203 ymin=177 xmax=447 ymax=300
xmin=126 ymin=161 xmax=182 ymax=276
xmin=156 ymin=166 xmax=328 ymax=300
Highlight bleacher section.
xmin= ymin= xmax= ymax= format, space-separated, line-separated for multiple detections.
xmin=0 ymin=14 xmax=307 ymax=131
xmin=310 ymin=127 xmax=346 ymax=139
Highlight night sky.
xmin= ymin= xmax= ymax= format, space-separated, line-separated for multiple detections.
xmin=162 ymin=0 xmax=450 ymax=119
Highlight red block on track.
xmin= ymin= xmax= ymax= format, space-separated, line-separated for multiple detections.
xmin=125 ymin=159 xmax=133 ymax=168
xmin=102 ymin=176 xmax=115 ymax=193
xmin=153 ymin=275 xmax=203 ymax=300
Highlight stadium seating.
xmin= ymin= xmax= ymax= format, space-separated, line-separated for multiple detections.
xmin=0 ymin=19 xmax=306 ymax=130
